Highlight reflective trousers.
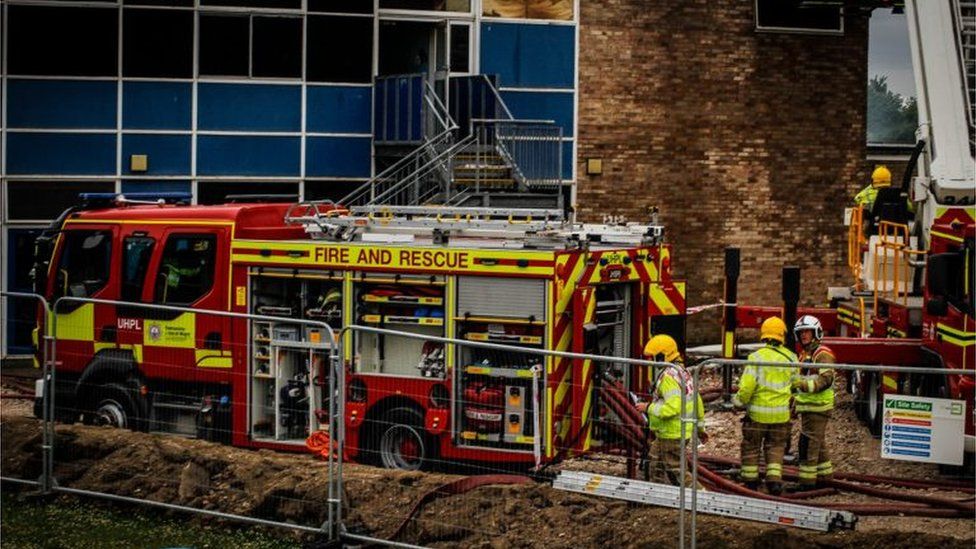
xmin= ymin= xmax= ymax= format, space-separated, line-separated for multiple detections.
xmin=740 ymin=419 xmax=789 ymax=484
xmin=650 ymin=438 xmax=693 ymax=487
xmin=797 ymin=411 xmax=833 ymax=487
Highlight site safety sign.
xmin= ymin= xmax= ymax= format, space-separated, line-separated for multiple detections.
xmin=881 ymin=394 xmax=966 ymax=465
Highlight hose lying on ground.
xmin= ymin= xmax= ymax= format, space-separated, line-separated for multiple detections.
xmin=698 ymin=454 xmax=975 ymax=494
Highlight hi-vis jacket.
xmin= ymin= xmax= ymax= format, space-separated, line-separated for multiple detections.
xmin=648 ymin=362 xmax=705 ymax=440
xmin=793 ymin=345 xmax=836 ymax=413
xmin=733 ymin=344 xmax=798 ymax=424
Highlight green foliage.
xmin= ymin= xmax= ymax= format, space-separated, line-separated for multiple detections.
xmin=867 ymin=74 xmax=918 ymax=144
xmin=0 ymin=492 xmax=302 ymax=549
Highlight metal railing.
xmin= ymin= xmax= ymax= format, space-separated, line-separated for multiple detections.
xmin=337 ymin=324 xmax=689 ymax=547
xmin=469 ymin=118 xmax=563 ymax=190
xmin=872 ymin=221 xmax=926 ymax=310
xmin=31 ymin=296 xmax=344 ymax=542
xmin=0 ymin=291 xmax=51 ymax=491
xmin=684 ymin=357 xmax=976 ymax=548
xmin=338 ymin=128 xmax=458 ymax=208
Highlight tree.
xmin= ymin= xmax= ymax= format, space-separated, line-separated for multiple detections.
xmin=867 ymin=75 xmax=918 ymax=144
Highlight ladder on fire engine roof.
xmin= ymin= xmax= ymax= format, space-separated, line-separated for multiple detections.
xmin=283 ymin=201 xmax=665 ymax=248
xmin=552 ymin=471 xmax=857 ymax=533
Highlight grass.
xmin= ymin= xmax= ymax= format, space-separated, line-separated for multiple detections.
xmin=0 ymin=491 xmax=305 ymax=549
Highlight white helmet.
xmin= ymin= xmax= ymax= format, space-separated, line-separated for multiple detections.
xmin=793 ymin=315 xmax=823 ymax=341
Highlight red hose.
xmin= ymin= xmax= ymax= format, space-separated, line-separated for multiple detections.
xmin=0 ymin=393 xmax=34 ymax=400
xmin=603 ymin=380 xmax=648 ymax=428
xmin=820 ymin=478 xmax=975 ymax=513
xmin=596 ymin=388 xmax=647 ymax=452
xmin=779 ymin=488 xmax=837 ymax=499
xmin=694 ymin=464 xmax=968 ymax=517
xmin=698 ymin=454 xmax=975 ymax=494
xmin=597 ymin=383 xmax=647 ymax=434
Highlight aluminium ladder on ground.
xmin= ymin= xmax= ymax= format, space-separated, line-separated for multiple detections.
xmin=552 ymin=470 xmax=857 ymax=532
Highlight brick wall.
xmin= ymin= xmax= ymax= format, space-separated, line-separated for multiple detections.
xmin=576 ymin=1 xmax=871 ymax=343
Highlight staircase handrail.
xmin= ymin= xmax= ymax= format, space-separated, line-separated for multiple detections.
xmin=338 ymin=128 xmax=456 ymax=207
xmin=479 ymin=74 xmax=515 ymax=120
xmin=367 ymin=133 xmax=477 ymax=206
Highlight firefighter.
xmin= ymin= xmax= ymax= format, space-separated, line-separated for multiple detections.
xmin=791 ymin=315 xmax=835 ymax=490
xmin=854 ymin=165 xmax=891 ymax=211
xmin=637 ymin=334 xmax=706 ymax=486
xmin=732 ymin=317 xmax=797 ymax=495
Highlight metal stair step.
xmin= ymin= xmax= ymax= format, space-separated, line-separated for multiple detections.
xmin=453 ymin=178 xmax=518 ymax=187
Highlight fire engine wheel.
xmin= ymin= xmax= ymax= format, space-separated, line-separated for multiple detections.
xmin=377 ymin=408 xmax=429 ymax=471
xmin=866 ymin=373 xmax=883 ymax=437
xmin=88 ymin=384 xmax=140 ymax=430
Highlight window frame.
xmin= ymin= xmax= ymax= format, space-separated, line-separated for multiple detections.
xmin=122 ymin=7 xmax=195 ymax=79
xmin=6 ymin=4 xmax=120 ymax=77
xmin=120 ymin=235 xmax=157 ymax=303
xmin=51 ymin=228 xmax=116 ymax=302
xmin=197 ymin=12 xmax=304 ymax=80
xmin=754 ymin=0 xmax=844 ymax=36
xmin=152 ymin=232 xmax=219 ymax=306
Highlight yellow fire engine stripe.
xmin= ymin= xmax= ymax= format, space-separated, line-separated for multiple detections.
xmin=54 ymin=303 xmax=94 ymax=341
xmin=196 ymin=349 xmax=233 ymax=369
xmin=65 ymin=219 xmax=235 ymax=227
xmin=94 ymin=342 xmax=116 ymax=354
xmin=546 ymin=386 xmax=553 ymax=459
xmin=446 ymin=277 xmax=455 ymax=371
xmin=935 ymin=206 xmax=976 ymax=221
xmin=931 ymin=230 xmax=964 ymax=244
xmin=554 ymin=367 xmax=571 ymax=409
xmin=937 ymin=323 xmax=976 ymax=347
xmin=555 ymin=256 xmax=587 ymax=314
xmin=231 ymin=241 xmax=556 ymax=276
xmin=882 ymin=375 xmax=898 ymax=390
xmin=580 ymin=359 xmax=593 ymax=428
xmin=649 ymin=284 xmax=679 ymax=315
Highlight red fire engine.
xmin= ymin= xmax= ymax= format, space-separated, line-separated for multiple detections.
xmin=32 ymin=196 xmax=686 ymax=469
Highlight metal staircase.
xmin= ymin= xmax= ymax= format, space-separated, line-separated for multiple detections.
xmin=337 ymin=74 xmax=565 ymax=215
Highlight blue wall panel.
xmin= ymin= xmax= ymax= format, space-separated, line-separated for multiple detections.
xmin=197 ymin=136 xmax=300 ymax=176
xmin=306 ymin=137 xmax=371 ymax=177
xmin=6 ymin=132 xmax=116 ymax=175
xmin=123 ymin=82 xmax=192 ymax=130
xmin=198 ymin=84 xmax=301 ymax=132
xmin=7 ymin=80 xmax=116 ymax=129
xmin=480 ymin=23 xmax=575 ymax=89
xmin=500 ymin=90 xmax=574 ymax=137
xmin=307 ymin=86 xmax=371 ymax=134
xmin=122 ymin=135 xmax=191 ymax=175
xmin=121 ymin=180 xmax=192 ymax=196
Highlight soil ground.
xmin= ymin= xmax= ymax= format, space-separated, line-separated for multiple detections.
xmin=2 ymin=369 xmax=974 ymax=547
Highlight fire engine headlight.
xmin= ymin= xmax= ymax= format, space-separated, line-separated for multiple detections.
xmin=429 ymin=384 xmax=449 ymax=409
xmin=348 ymin=379 xmax=367 ymax=403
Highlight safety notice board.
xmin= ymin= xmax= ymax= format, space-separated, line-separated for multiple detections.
xmin=881 ymin=394 xmax=966 ymax=466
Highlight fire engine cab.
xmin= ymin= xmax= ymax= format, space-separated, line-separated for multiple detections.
xmin=32 ymin=195 xmax=686 ymax=469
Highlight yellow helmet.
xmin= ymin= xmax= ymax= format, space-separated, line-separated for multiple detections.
xmin=759 ymin=317 xmax=787 ymax=345
xmin=644 ymin=334 xmax=681 ymax=362
xmin=871 ymin=165 xmax=892 ymax=188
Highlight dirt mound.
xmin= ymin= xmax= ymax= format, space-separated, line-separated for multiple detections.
xmin=2 ymin=416 xmax=973 ymax=548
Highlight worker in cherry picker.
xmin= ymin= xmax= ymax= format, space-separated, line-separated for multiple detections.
xmin=791 ymin=315 xmax=836 ymax=491
xmin=732 ymin=317 xmax=797 ymax=495
xmin=854 ymin=165 xmax=893 ymax=212
xmin=636 ymin=334 xmax=706 ymax=486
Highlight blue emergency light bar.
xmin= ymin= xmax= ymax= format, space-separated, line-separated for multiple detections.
xmin=78 ymin=192 xmax=192 ymax=202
